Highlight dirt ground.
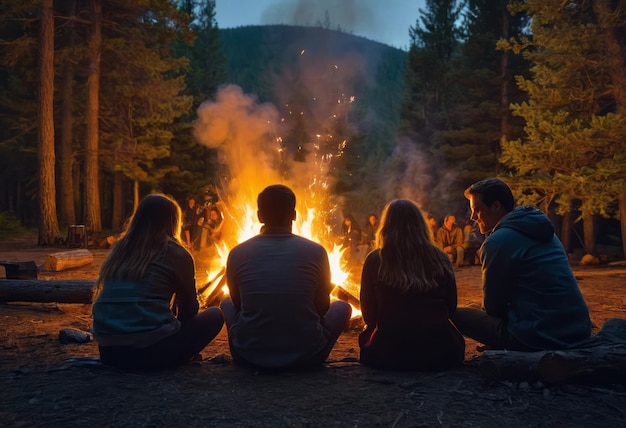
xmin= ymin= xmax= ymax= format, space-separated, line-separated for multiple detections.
xmin=1 ymin=235 xmax=626 ymax=427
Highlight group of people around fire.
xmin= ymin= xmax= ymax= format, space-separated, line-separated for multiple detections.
xmin=91 ymin=178 xmax=593 ymax=372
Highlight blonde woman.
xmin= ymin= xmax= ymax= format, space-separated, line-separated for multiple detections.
xmin=359 ymin=199 xmax=464 ymax=370
xmin=92 ymin=194 xmax=223 ymax=369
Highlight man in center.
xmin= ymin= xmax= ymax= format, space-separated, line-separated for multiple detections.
xmin=221 ymin=184 xmax=352 ymax=370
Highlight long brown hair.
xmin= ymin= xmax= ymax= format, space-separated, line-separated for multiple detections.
xmin=93 ymin=193 xmax=184 ymax=300
xmin=376 ymin=199 xmax=452 ymax=293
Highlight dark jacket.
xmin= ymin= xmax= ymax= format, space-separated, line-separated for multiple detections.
xmin=481 ymin=206 xmax=592 ymax=349
xmin=359 ymin=249 xmax=465 ymax=370
xmin=92 ymin=241 xmax=199 ymax=348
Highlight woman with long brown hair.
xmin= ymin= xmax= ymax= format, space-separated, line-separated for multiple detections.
xmin=92 ymin=193 xmax=223 ymax=369
xmin=359 ymin=199 xmax=464 ymax=370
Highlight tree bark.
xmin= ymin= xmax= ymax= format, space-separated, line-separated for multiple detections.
xmin=582 ymin=211 xmax=596 ymax=255
xmin=112 ymin=170 xmax=124 ymax=230
xmin=618 ymin=192 xmax=626 ymax=259
xmin=480 ymin=318 xmax=626 ymax=385
xmin=560 ymin=201 xmax=573 ymax=253
xmin=44 ymin=249 xmax=94 ymax=272
xmin=0 ymin=280 xmax=95 ymax=304
xmin=38 ymin=0 xmax=61 ymax=245
xmin=85 ymin=0 xmax=102 ymax=233
xmin=59 ymin=0 xmax=77 ymax=228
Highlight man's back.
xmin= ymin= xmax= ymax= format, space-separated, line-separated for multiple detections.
xmin=225 ymin=229 xmax=332 ymax=368
xmin=481 ymin=206 xmax=591 ymax=349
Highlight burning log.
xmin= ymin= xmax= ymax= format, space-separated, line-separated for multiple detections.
xmin=0 ymin=279 xmax=95 ymax=303
xmin=198 ymin=267 xmax=227 ymax=307
xmin=44 ymin=249 xmax=93 ymax=272
xmin=479 ymin=318 xmax=626 ymax=385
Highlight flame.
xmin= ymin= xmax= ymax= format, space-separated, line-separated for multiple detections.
xmin=199 ymin=191 xmax=361 ymax=319
xmin=192 ymin=83 xmax=362 ymax=318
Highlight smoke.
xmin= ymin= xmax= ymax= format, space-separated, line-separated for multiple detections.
xmin=193 ymin=84 xmax=340 ymax=240
xmin=261 ymin=0 xmax=376 ymax=35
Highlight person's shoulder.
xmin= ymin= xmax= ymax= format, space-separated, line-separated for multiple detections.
xmin=166 ymin=240 xmax=194 ymax=263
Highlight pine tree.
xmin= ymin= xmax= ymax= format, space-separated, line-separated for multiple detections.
xmin=501 ymin=0 xmax=626 ymax=255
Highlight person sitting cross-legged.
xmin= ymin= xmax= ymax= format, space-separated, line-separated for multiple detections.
xmin=359 ymin=199 xmax=465 ymax=370
xmin=436 ymin=215 xmax=465 ymax=268
xmin=92 ymin=194 xmax=224 ymax=370
xmin=452 ymin=178 xmax=592 ymax=351
xmin=220 ymin=184 xmax=352 ymax=370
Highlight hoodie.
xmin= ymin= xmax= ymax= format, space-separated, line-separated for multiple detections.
xmin=480 ymin=205 xmax=592 ymax=350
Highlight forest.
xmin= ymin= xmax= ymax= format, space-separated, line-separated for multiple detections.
xmin=0 ymin=0 xmax=625 ymax=259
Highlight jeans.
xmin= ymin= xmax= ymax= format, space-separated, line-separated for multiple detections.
xmin=452 ymin=307 xmax=528 ymax=350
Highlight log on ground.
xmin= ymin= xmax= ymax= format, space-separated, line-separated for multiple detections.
xmin=44 ymin=249 xmax=94 ymax=272
xmin=480 ymin=318 xmax=626 ymax=385
xmin=0 ymin=279 xmax=95 ymax=303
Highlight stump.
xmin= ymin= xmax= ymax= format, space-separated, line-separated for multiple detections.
xmin=44 ymin=249 xmax=94 ymax=272
xmin=480 ymin=318 xmax=626 ymax=385
xmin=0 ymin=261 xmax=38 ymax=279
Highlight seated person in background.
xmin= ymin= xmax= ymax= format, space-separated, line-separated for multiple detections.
xmin=182 ymin=197 xmax=201 ymax=249
xmin=361 ymin=213 xmax=379 ymax=251
xmin=427 ymin=214 xmax=439 ymax=246
xmin=221 ymin=184 xmax=352 ymax=370
xmin=436 ymin=215 xmax=465 ymax=268
xmin=453 ymin=178 xmax=592 ymax=351
xmin=341 ymin=214 xmax=362 ymax=265
xmin=461 ymin=220 xmax=483 ymax=265
xmin=359 ymin=199 xmax=465 ymax=370
xmin=92 ymin=194 xmax=224 ymax=370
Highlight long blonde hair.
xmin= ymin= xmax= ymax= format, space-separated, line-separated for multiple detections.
xmin=376 ymin=199 xmax=452 ymax=293
xmin=93 ymin=193 xmax=184 ymax=300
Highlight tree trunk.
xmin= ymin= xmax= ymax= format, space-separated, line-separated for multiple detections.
xmin=618 ymin=193 xmax=626 ymax=259
xmin=133 ymin=180 xmax=140 ymax=213
xmin=560 ymin=201 xmax=573 ymax=253
xmin=37 ymin=0 xmax=61 ymax=245
xmin=594 ymin=1 xmax=626 ymax=261
xmin=85 ymin=0 xmax=102 ymax=233
xmin=582 ymin=211 xmax=596 ymax=255
xmin=498 ymin=3 xmax=510 ymax=163
xmin=59 ymin=0 xmax=77 ymax=228
xmin=112 ymin=170 xmax=123 ymax=230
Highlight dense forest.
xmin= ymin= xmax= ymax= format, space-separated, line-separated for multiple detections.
xmin=0 ymin=0 xmax=624 ymax=258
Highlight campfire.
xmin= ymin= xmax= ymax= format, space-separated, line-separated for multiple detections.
xmin=191 ymin=79 xmax=364 ymax=322
xmin=195 ymin=194 xmax=363 ymax=321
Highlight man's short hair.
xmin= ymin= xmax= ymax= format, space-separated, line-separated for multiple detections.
xmin=257 ymin=184 xmax=296 ymax=225
xmin=464 ymin=178 xmax=515 ymax=212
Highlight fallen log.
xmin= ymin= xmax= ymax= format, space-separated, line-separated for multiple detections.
xmin=0 ymin=280 xmax=95 ymax=303
xmin=44 ymin=249 xmax=93 ymax=272
xmin=480 ymin=318 xmax=626 ymax=385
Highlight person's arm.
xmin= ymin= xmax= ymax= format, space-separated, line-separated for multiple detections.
xmin=445 ymin=270 xmax=458 ymax=317
xmin=314 ymin=250 xmax=332 ymax=317
xmin=481 ymin=235 xmax=513 ymax=318
xmin=359 ymin=251 xmax=380 ymax=328
xmin=172 ymin=246 xmax=200 ymax=322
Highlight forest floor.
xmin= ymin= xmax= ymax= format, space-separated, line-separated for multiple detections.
xmin=1 ymin=234 xmax=626 ymax=427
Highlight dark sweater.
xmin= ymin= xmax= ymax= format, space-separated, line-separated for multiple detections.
xmin=359 ymin=249 xmax=464 ymax=370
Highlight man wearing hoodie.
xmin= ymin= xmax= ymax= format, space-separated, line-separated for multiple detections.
xmin=453 ymin=178 xmax=592 ymax=351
